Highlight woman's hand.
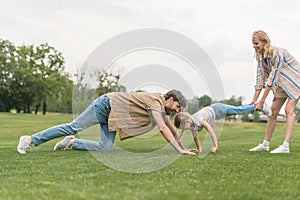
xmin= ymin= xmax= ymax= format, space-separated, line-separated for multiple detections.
xmin=249 ymin=100 xmax=256 ymax=105
xmin=255 ymin=101 xmax=264 ymax=111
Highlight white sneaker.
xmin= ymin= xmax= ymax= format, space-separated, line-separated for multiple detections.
xmin=17 ymin=136 xmax=32 ymax=154
xmin=270 ymin=145 xmax=290 ymax=154
xmin=53 ymin=136 xmax=75 ymax=151
xmin=262 ymin=102 xmax=272 ymax=117
xmin=249 ymin=143 xmax=269 ymax=151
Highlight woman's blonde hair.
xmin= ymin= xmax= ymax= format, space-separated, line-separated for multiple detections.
xmin=252 ymin=30 xmax=274 ymax=60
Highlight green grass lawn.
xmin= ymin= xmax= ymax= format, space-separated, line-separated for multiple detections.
xmin=1 ymin=112 xmax=300 ymax=200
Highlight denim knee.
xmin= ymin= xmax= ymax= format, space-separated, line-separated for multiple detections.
xmin=99 ymin=141 xmax=114 ymax=151
xmin=65 ymin=121 xmax=83 ymax=134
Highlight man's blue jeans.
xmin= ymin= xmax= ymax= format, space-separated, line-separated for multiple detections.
xmin=211 ymin=103 xmax=255 ymax=120
xmin=31 ymin=95 xmax=116 ymax=151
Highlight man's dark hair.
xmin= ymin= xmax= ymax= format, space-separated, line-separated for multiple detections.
xmin=164 ymin=90 xmax=186 ymax=109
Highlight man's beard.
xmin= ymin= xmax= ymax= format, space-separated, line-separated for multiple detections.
xmin=165 ymin=107 xmax=171 ymax=115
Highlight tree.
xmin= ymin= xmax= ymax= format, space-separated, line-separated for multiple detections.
xmin=197 ymin=95 xmax=212 ymax=109
xmin=73 ymin=69 xmax=126 ymax=115
xmin=30 ymin=43 xmax=67 ymax=114
xmin=95 ymin=69 xmax=126 ymax=96
xmin=186 ymin=97 xmax=199 ymax=114
xmin=0 ymin=39 xmax=71 ymax=114
xmin=219 ymin=95 xmax=243 ymax=106
xmin=10 ymin=43 xmax=68 ymax=114
xmin=11 ymin=44 xmax=36 ymax=113
xmin=0 ymin=39 xmax=17 ymax=112
xmin=72 ymin=72 xmax=97 ymax=115
xmin=47 ymin=77 xmax=73 ymax=114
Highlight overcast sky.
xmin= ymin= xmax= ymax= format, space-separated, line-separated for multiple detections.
xmin=1 ymin=0 xmax=300 ymax=104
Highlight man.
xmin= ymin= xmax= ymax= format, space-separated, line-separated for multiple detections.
xmin=17 ymin=89 xmax=195 ymax=155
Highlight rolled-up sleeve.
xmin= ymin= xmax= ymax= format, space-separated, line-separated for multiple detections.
xmin=151 ymin=110 xmax=165 ymax=129
xmin=254 ymin=59 xmax=264 ymax=90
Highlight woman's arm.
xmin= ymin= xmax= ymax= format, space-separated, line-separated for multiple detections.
xmin=251 ymin=89 xmax=262 ymax=105
xmin=251 ymin=58 xmax=265 ymax=105
xmin=255 ymin=85 xmax=271 ymax=110
xmin=201 ymin=120 xmax=218 ymax=154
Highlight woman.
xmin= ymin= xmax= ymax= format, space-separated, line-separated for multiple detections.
xmin=249 ymin=30 xmax=300 ymax=153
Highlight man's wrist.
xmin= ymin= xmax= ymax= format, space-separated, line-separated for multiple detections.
xmin=169 ymin=139 xmax=183 ymax=152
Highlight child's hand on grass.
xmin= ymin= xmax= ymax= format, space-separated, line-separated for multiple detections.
xmin=210 ymin=146 xmax=218 ymax=154
xmin=188 ymin=148 xmax=199 ymax=153
xmin=181 ymin=149 xmax=196 ymax=155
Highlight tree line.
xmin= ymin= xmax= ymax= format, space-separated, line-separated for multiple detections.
xmin=0 ymin=39 xmax=72 ymax=114
xmin=0 ymin=39 xmax=126 ymax=115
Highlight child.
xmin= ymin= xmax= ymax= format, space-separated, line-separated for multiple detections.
xmin=174 ymin=103 xmax=271 ymax=154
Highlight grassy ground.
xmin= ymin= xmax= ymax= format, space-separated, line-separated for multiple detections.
xmin=1 ymin=112 xmax=300 ymax=200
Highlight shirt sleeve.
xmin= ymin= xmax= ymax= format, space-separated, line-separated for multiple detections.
xmin=254 ymin=58 xmax=264 ymax=90
xmin=151 ymin=110 xmax=165 ymax=129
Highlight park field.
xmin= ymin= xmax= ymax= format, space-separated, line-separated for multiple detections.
xmin=1 ymin=112 xmax=300 ymax=200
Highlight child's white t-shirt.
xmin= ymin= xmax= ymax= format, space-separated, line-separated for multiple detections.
xmin=191 ymin=106 xmax=215 ymax=131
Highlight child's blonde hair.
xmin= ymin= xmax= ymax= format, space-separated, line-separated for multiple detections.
xmin=174 ymin=112 xmax=192 ymax=129
xmin=252 ymin=30 xmax=274 ymax=60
